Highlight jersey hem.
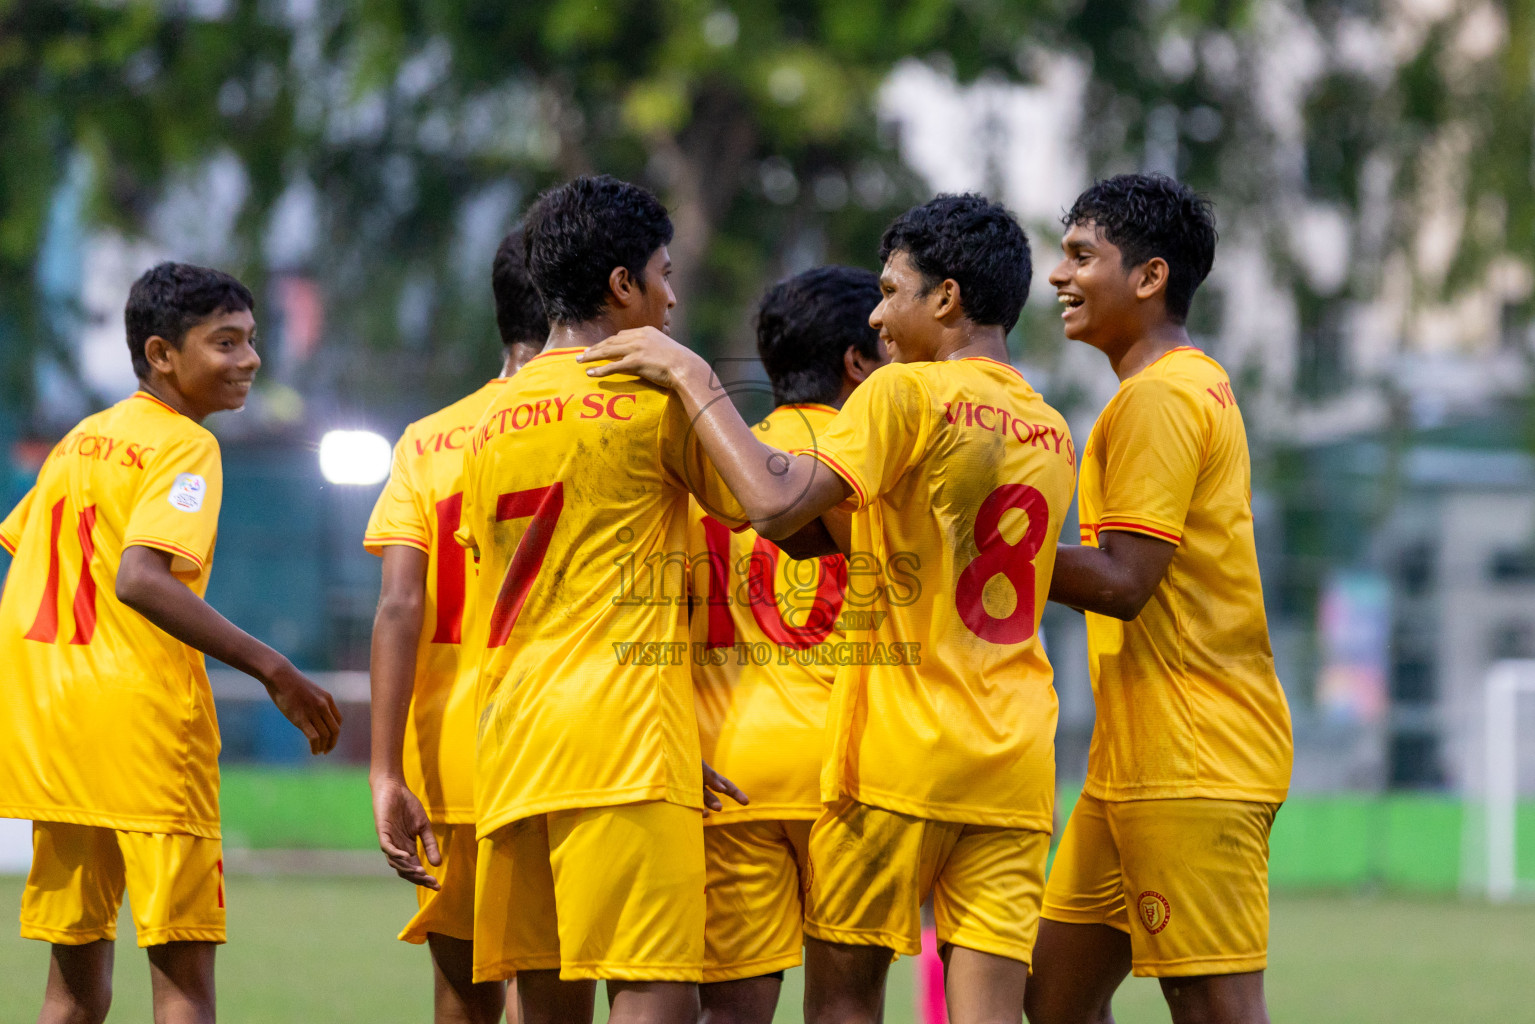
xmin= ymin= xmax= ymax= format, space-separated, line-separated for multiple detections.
xmin=556 ymin=960 xmax=705 ymax=983
xmin=135 ymin=926 xmax=227 ymax=949
xmin=1080 ymin=780 xmax=1290 ymax=804
xmin=363 ymin=533 xmax=431 ymax=555
xmin=803 ymin=919 xmax=920 ymax=958
xmin=835 ymin=785 xmax=1054 ymax=832
xmin=702 ymin=803 xmax=822 ymax=826
xmin=0 ymin=805 xmax=221 ymax=840
xmin=476 ymin=784 xmax=701 ymax=840
xmin=473 ymin=955 xmax=561 ymax=983
xmin=21 ymin=922 xmax=119 ymax=945
xmin=122 ymin=535 xmax=208 ymax=573
xmin=1130 ymin=952 xmax=1267 ymax=979
xmin=701 ymin=950 xmax=803 ymax=984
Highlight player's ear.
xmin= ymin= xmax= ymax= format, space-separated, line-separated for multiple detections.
xmin=931 ymin=278 xmax=963 ymax=323
xmin=844 ymin=345 xmax=878 ymax=384
xmin=1135 ymin=257 xmax=1171 ymax=305
xmin=143 ymin=334 xmax=177 ymax=376
xmin=608 ymin=265 xmax=635 ymax=309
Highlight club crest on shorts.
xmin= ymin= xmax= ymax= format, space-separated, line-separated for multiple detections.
xmin=168 ymin=473 xmax=207 ymax=512
xmin=1137 ymin=890 xmax=1171 ymax=934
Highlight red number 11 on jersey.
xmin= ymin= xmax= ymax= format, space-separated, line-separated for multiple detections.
xmin=24 ymin=497 xmax=99 ymax=646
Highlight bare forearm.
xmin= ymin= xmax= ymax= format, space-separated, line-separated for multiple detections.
xmin=775 ymin=518 xmax=841 ymax=560
xmin=1049 ymin=546 xmax=1136 ymax=618
xmin=1049 ymin=533 xmax=1176 ymax=621
xmin=672 ymin=359 xmax=827 ymax=536
xmin=118 ymin=565 xmax=287 ymax=683
xmin=369 ymin=602 xmax=422 ymax=781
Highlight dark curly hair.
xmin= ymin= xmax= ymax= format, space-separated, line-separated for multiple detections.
xmin=125 ymin=262 xmax=254 ymax=381
xmin=523 ymin=175 xmax=674 ymax=324
xmin=756 ymin=266 xmax=883 ymax=407
xmin=877 ymin=194 xmax=1032 ymax=331
xmin=1062 ymin=174 xmax=1217 ymax=323
xmin=492 ymin=226 xmax=548 ymax=348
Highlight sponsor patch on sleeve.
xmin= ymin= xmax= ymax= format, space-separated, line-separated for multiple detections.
xmin=167 ymin=473 xmax=208 ymax=513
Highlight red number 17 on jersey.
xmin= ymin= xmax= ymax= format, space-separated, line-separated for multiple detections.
xmin=486 ymin=483 xmax=565 ymax=648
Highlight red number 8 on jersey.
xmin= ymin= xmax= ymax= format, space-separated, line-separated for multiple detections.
xmin=955 ymin=483 xmax=1049 ymax=644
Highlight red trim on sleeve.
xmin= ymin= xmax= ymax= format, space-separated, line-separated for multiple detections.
xmin=801 ymin=448 xmax=868 ymax=508
xmin=125 ymin=537 xmax=208 ymax=571
xmin=363 ymin=533 xmax=432 ymax=554
xmin=1098 ymin=520 xmax=1181 ymax=544
xmin=0 ymin=532 xmax=16 ymax=556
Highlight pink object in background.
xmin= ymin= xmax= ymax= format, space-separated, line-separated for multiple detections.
xmin=276 ymin=275 xmax=325 ymax=365
xmin=918 ymin=925 xmax=948 ymax=1024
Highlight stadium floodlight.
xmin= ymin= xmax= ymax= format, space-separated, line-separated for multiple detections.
xmin=1484 ymin=659 xmax=1535 ymax=902
xmin=318 ymin=429 xmax=391 ymax=486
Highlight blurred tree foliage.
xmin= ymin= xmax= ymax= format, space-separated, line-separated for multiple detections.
xmin=1 ymin=0 xmax=1531 ymax=424
xmin=0 ymin=0 xmax=1053 ymax=422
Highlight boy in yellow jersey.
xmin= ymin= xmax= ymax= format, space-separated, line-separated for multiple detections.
xmin=365 ymin=227 xmax=547 ymax=1024
xmin=1027 ymin=175 xmax=1293 ymax=1024
xmin=457 ymin=175 xmax=748 ymax=1024
xmin=585 ymin=193 xmax=1077 ymax=1024
xmin=690 ymin=265 xmax=887 ymax=1024
xmin=0 ymin=262 xmax=341 ymax=1024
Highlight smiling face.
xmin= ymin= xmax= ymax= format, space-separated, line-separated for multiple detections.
xmin=869 ymin=250 xmax=944 ymax=363
xmin=147 ymin=307 xmax=261 ymax=419
xmin=1049 ymin=221 xmax=1141 ymax=351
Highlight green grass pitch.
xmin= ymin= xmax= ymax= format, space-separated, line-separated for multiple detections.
xmin=2 ymin=876 xmax=1533 ymax=1022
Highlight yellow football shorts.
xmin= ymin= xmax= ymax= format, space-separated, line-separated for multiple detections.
xmin=399 ymin=822 xmax=478 ymax=944
xmin=1041 ymin=794 xmax=1279 ymax=977
xmin=702 ymin=818 xmax=813 ymax=983
xmin=20 ymin=821 xmax=225 ymax=947
xmin=473 ymin=800 xmax=706 ymax=983
xmin=804 ymin=797 xmax=1050 ymax=964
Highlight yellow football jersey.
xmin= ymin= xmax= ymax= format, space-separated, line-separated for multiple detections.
xmin=802 ymin=358 xmax=1077 ymax=831
xmin=457 ymin=348 xmax=747 ymax=837
xmin=689 ymin=403 xmax=845 ymax=824
xmin=365 ymin=379 xmax=508 ymax=823
xmin=1077 ymin=347 xmax=1292 ymax=803
xmin=0 ymin=392 xmax=224 ymax=837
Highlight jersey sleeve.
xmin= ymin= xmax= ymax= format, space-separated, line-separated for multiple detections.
xmin=658 ymin=395 xmax=749 ymax=530
xmin=122 ymin=433 xmax=224 ymax=575
xmin=1096 ymin=377 xmax=1207 ymax=544
xmin=799 ymin=364 xmax=933 ymax=510
xmin=364 ymin=437 xmax=430 ymax=555
xmin=0 ymin=486 xmax=36 ymax=555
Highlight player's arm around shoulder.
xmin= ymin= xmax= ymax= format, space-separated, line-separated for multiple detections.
xmin=582 ymin=327 xmax=853 ymax=539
